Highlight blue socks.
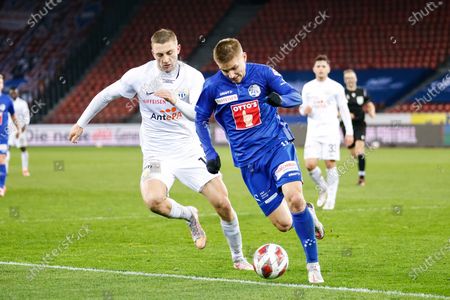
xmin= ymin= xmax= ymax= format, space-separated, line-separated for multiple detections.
xmin=0 ymin=164 xmax=6 ymax=187
xmin=292 ymin=208 xmax=318 ymax=263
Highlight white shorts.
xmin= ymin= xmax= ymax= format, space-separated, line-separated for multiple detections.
xmin=141 ymin=153 xmax=219 ymax=193
xmin=8 ymin=132 xmax=27 ymax=148
xmin=304 ymin=137 xmax=340 ymax=161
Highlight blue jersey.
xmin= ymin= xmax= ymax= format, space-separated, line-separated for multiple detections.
xmin=195 ymin=63 xmax=302 ymax=167
xmin=0 ymin=94 xmax=15 ymax=144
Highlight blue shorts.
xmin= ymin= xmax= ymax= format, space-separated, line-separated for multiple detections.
xmin=240 ymin=142 xmax=303 ymax=216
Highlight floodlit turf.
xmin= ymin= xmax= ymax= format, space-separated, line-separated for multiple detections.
xmin=1 ymin=146 xmax=449 ymax=299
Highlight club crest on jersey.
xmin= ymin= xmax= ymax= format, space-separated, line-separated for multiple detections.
xmin=248 ymin=84 xmax=261 ymax=97
xmin=177 ymin=90 xmax=188 ymax=102
xmin=357 ymin=96 xmax=364 ymax=105
xmin=0 ymin=104 xmax=5 ymax=112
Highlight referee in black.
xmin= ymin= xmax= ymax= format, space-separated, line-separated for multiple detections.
xmin=341 ymin=69 xmax=375 ymax=186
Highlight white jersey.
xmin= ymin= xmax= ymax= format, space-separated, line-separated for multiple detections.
xmin=77 ymin=61 xmax=206 ymax=160
xmin=8 ymin=97 xmax=30 ymax=131
xmin=301 ymin=78 xmax=353 ymax=140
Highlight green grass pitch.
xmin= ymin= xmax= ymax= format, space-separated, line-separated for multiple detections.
xmin=0 ymin=146 xmax=449 ymax=299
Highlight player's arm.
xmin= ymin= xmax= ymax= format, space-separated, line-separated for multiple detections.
xmin=22 ymin=101 xmax=31 ymax=132
xmin=337 ymin=86 xmax=354 ymax=146
xmin=299 ymin=84 xmax=312 ymax=116
xmin=70 ymin=72 xmax=136 ymax=143
xmin=363 ymin=89 xmax=376 ymax=118
xmin=7 ymin=102 xmax=21 ymax=138
xmin=265 ymin=67 xmax=302 ymax=108
xmin=153 ymin=71 xmax=204 ymax=121
xmin=194 ymin=84 xmax=220 ymax=174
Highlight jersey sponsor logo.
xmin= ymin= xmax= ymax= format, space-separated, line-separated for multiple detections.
xmin=357 ymin=96 xmax=364 ymax=105
xmin=150 ymin=107 xmax=183 ymax=121
xmin=274 ymin=161 xmax=299 ymax=181
xmin=141 ymin=99 xmax=166 ymax=104
xmin=219 ymin=90 xmax=233 ymax=96
xmin=215 ymin=94 xmax=238 ymax=105
xmin=230 ymin=100 xmax=262 ymax=130
xmin=248 ymin=84 xmax=261 ymax=97
xmin=0 ymin=104 xmax=5 ymax=112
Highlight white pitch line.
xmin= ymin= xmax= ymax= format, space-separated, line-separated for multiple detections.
xmin=0 ymin=205 xmax=442 ymax=224
xmin=0 ymin=261 xmax=448 ymax=299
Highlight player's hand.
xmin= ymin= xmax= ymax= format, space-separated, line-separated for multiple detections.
xmin=15 ymin=129 xmax=21 ymax=139
xmin=350 ymin=113 xmax=355 ymax=120
xmin=154 ymin=89 xmax=176 ymax=105
xmin=206 ymin=155 xmax=221 ymax=174
xmin=266 ymin=92 xmax=282 ymax=107
xmin=302 ymin=105 xmax=312 ymax=115
xmin=344 ymin=135 xmax=354 ymax=146
xmin=69 ymin=124 xmax=84 ymax=144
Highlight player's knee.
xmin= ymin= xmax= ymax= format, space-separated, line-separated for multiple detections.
xmin=213 ymin=194 xmax=232 ymax=213
xmin=275 ymin=221 xmax=292 ymax=232
xmin=142 ymin=193 xmax=166 ymax=209
xmin=305 ymin=161 xmax=316 ymax=171
xmin=286 ymin=193 xmax=306 ymax=212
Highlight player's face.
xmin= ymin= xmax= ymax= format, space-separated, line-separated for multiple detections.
xmin=0 ymin=78 xmax=3 ymax=92
xmin=151 ymin=40 xmax=180 ymax=73
xmin=344 ymin=72 xmax=357 ymax=89
xmin=217 ymin=52 xmax=247 ymax=84
xmin=10 ymin=89 xmax=18 ymax=100
xmin=313 ymin=61 xmax=330 ymax=81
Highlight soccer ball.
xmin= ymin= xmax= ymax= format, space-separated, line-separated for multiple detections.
xmin=253 ymin=243 xmax=289 ymax=279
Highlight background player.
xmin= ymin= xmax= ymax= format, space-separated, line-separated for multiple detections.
xmin=195 ymin=38 xmax=325 ymax=283
xmin=7 ymin=87 xmax=31 ymax=176
xmin=300 ymin=55 xmax=354 ymax=210
xmin=69 ymin=29 xmax=252 ymax=270
xmin=343 ymin=69 xmax=376 ymax=186
xmin=0 ymin=74 xmax=22 ymax=196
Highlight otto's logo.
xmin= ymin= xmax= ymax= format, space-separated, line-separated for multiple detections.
xmin=230 ymin=100 xmax=262 ymax=130
xmin=151 ymin=107 xmax=182 ymax=121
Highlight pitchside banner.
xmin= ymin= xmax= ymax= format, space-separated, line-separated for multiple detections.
xmin=26 ymin=124 xmax=141 ymax=146
xmin=24 ymin=123 xmax=448 ymax=147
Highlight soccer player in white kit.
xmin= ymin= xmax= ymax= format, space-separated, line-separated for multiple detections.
xmin=300 ymin=55 xmax=354 ymax=210
xmin=7 ymin=87 xmax=31 ymax=176
xmin=69 ymin=29 xmax=252 ymax=270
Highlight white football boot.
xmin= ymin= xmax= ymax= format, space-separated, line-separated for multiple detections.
xmin=233 ymin=257 xmax=254 ymax=271
xmin=306 ymin=203 xmax=325 ymax=240
xmin=186 ymin=207 xmax=207 ymax=249
xmin=307 ymin=262 xmax=324 ymax=283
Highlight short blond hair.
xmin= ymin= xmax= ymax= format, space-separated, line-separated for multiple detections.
xmin=213 ymin=38 xmax=243 ymax=64
xmin=151 ymin=29 xmax=177 ymax=45
xmin=343 ymin=69 xmax=356 ymax=75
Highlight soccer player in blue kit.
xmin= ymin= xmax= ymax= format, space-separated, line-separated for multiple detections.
xmin=195 ymin=39 xmax=325 ymax=283
xmin=0 ymin=74 xmax=22 ymax=196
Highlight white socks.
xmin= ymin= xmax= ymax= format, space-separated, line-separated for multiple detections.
xmin=21 ymin=151 xmax=29 ymax=171
xmin=309 ymin=167 xmax=327 ymax=193
xmin=220 ymin=212 xmax=244 ymax=262
xmin=167 ymin=198 xmax=193 ymax=221
xmin=326 ymin=167 xmax=339 ymax=206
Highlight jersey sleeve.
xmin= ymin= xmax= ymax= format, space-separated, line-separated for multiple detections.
xmin=7 ymin=99 xmax=15 ymax=116
xmin=265 ymin=67 xmax=302 ymax=107
xmin=189 ymin=70 xmax=205 ymax=106
xmin=22 ymin=101 xmax=31 ymax=125
xmin=337 ymin=85 xmax=353 ymax=135
xmin=118 ymin=69 xmax=138 ymax=98
xmin=195 ymin=82 xmax=218 ymax=160
xmin=363 ymin=88 xmax=371 ymax=104
xmin=299 ymin=83 xmax=310 ymax=115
